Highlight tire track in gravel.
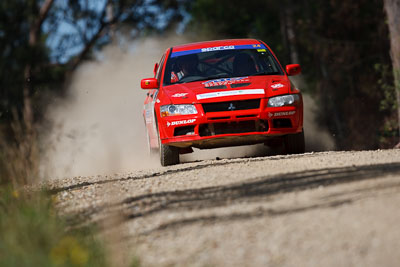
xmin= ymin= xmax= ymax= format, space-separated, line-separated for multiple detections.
xmin=48 ymin=151 xmax=360 ymax=193
xmin=63 ymin=161 xmax=400 ymax=230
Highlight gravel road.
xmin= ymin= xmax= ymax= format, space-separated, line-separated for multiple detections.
xmin=49 ymin=149 xmax=400 ymax=267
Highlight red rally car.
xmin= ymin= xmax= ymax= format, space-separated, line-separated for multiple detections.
xmin=141 ymin=39 xmax=305 ymax=166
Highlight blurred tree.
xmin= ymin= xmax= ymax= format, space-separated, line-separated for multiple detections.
xmin=383 ymin=0 xmax=400 ymax=147
xmin=297 ymin=0 xmax=393 ymax=149
xmin=0 ymin=1 xmax=52 ymax=129
xmin=24 ymin=0 xmax=55 ymax=134
xmin=0 ymin=0 xmax=189 ymax=129
xmin=190 ymin=0 xmax=284 ymax=60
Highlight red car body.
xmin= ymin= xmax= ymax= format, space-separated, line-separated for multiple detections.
xmin=141 ymin=39 xmax=305 ymax=166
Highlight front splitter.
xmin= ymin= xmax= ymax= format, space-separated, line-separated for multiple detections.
xmin=167 ymin=133 xmax=285 ymax=149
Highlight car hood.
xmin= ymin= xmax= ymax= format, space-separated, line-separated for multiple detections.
xmin=162 ymin=75 xmax=292 ymax=104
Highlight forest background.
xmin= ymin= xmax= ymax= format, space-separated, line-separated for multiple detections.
xmin=1 ymin=0 xmax=400 ymax=179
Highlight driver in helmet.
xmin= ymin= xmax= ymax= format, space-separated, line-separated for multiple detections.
xmin=171 ymin=54 xmax=200 ymax=83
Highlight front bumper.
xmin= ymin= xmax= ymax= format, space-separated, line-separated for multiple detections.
xmin=159 ymin=96 xmax=303 ymax=149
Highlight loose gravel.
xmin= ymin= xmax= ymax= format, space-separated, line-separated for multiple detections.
xmin=48 ymin=149 xmax=400 ymax=267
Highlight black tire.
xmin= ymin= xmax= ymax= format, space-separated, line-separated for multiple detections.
xmin=284 ymin=130 xmax=305 ymax=154
xmin=159 ymin=135 xmax=180 ymax=166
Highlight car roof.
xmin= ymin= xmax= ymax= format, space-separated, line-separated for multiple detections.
xmin=171 ymin=39 xmax=263 ymax=52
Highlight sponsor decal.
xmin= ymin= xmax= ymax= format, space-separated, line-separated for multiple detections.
xmin=167 ymin=119 xmax=196 ymax=127
xmin=201 ymin=46 xmax=235 ymax=52
xmin=196 ymin=89 xmax=264 ymax=100
xmin=268 ymin=111 xmax=296 ymax=117
xmin=202 ymin=77 xmax=250 ymax=88
xmin=271 ymin=83 xmax=284 ymax=89
xmin=171 ymin=93 xmax=188 ymax=98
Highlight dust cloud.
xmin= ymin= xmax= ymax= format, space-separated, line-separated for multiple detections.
xmin=42 ymin=35 xmax=334 ymax=179
xmin=302 ymin=94 xmax=336 ymax=151
xmin=43 ymin=36 xmax=189 ymax=178
xmin=290 ymin=75 xmax=336 ymax=152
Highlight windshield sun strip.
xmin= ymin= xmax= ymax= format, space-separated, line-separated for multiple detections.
xmin=170 ymin=44 xmax=267 ymax=58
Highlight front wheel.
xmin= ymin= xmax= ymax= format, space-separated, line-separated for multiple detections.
xmin=284 ymin=130 xmax=305 ymax=154
xmin=159 ymin=135 xmax=180 ymax=166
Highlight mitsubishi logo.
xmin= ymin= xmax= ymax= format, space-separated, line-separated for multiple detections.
xmin=228 ymin=102 xmax=236 ymax=111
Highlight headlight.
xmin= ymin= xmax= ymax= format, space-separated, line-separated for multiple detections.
xmin=267 ymin=94 xmax=299 ymax=107
xmin=160 ymin=104 xmax=198 ymax=117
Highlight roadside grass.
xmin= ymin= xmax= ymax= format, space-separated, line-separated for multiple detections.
xmin=0 ymin=115 xmax=139 ymax=267
xmin=0 ymin=187 xmax=108 ymax=267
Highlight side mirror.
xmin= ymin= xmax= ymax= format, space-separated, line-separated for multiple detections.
xmin=286 ymin=64 xmax=301 ymax=76
xmin=141 ymin=78 xmax=159 ymax=89
xmin=153 ymin=63 xmax=159 ymax=76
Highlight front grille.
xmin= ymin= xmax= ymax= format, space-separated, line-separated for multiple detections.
xmin=209 ymin=116 xmax=230 ymax=120
xmin=199 ymin=120 xmax=268 ymax=137
xmin=202 ymin=99 xmax=260 ymax=113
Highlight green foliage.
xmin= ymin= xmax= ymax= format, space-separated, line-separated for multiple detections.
xmin=0 ymin=187 xmax=108 ymax=267
xmin=375 ymin=64 xmax=397 ymax=112
xmin=374 ymin=63 xmax=399 ymax=147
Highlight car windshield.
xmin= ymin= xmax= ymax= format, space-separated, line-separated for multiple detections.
xmin=163 ymin=45 xmax=283 ymax=86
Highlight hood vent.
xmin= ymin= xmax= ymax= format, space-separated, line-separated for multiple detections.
xmin=231 ymin=83 xmax=251 ymax=88
xmin=206 ymin=85 xmax=227 ymax=89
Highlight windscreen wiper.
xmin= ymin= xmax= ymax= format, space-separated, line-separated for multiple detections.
xmin=250 ymin=71 xmax=280 ymax=76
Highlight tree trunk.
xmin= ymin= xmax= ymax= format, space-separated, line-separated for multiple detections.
xmin=23 ymin=0 xmax=54 ymax=130
xmin=383 ymin=0 xmax=400 ymax=147
xmin=20 ymin=0 xmax=54 ymax=183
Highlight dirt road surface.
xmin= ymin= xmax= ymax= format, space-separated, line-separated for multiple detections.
xmin=49 ymin=149 xmax=400 ymax=267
